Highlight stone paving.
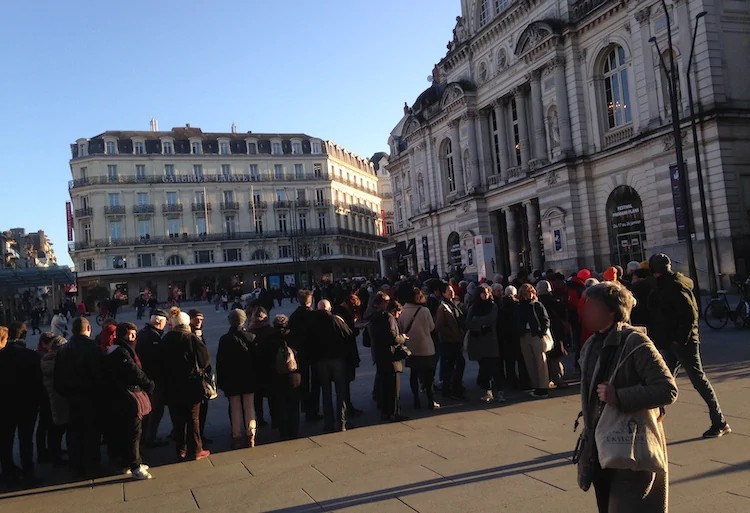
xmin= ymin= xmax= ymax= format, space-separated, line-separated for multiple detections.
xmin=1 ymin=300 xmax=749 ymax=512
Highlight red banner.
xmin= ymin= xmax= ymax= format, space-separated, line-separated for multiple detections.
xmin=66 ymin=202 xmax=73 ymax=241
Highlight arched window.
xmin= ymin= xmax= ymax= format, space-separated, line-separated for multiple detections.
xmin=479 ymin=0 xmax=489 ymax=27
xmin=251 ymin=249 xmax=269 ymax=261
xmin=165 ymin=255 xmax=184 ymax=266
xmin=440 ymin=139 xmax=456 ymax=193
xmin=602 ymin=45 xmax=632 ymax=129
xmin=660 ymin=50 xmax=682 ymax=119
xmin=495 ymin=0 xmax=509 ymax=14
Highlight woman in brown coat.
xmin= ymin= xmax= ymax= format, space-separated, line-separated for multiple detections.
xmin=578 ymin=281 xmax=678 ymax=513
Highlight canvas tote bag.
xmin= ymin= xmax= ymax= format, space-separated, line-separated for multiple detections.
xmin=594 ymin=341 xmax=667 ymax=473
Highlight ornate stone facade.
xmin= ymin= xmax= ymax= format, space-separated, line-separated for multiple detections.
xmin=386 ymin=0 xmax=750 ymax=285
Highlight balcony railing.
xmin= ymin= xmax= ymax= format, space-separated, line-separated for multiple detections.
xmin=220 ymin=201 xmax=240 ymax=211
xmin=68 ymin=171 xmax=333 ymax=189
xmin=314 ymin=199 xmax=330 ymax=207
xmin=72 ymin=226 xmax=388 ymax=250
xmin=248 ymin=201 xmax=268 ymax=210
xmin=604 ymin=125 xmax=634 ymax=147
xmin=295 ymin=199 xmax=311 ymax=208
xmin=75 ymin=207 xmax=93 ymax=217
xmin=162 ymin=203 xmax=183 ymax=213
xmin=191 ymin=202 xmax=212 ymax=212
xmin=487 ymin=173 xmax=503 ymax=189
xmin=274 ymin=200 xmax=292 ymax=209
xmin=104 ymin=205 xmax=126 ymax=215
xmin=132 ymin=204 xmax=155 ymax=214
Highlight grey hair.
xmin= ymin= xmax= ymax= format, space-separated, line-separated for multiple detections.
xmin=317 ymin=299 xmax=332 ymax=312
xmin=584 ymin=281 xmax=636 ymax=323
xmin=504 ymin=285 xmax=517 ymax=297
xmin=584 ymin=277 xmax=600 ymax=288
xmin=535 ymin=280 xmax=552 ymax=295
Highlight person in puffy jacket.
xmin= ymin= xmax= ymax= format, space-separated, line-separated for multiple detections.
xmin=216 ymin=309 xmax=258 ymax=449
xmin=466 ymin=284 xmax=503 ymax=403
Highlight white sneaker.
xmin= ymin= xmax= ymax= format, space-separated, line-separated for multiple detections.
xmin=124 ymin=464 xmax=149 ymax=475
xmin=480 ymin=390 xmax=494 ymax=402
xmin=495 ymin=391 xmax=507 ymax=403
xmin=131 ymin=465 xmax=153 ymax=480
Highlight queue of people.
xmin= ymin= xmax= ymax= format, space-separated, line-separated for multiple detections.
xmin=0 ymin=251 xmax=732 ymax=513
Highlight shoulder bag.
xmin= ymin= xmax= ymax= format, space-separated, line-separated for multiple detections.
xmin=594 ymin=340 xmax=667 ymax=473
xmin=532 ymin=302 xmax=555 ymax=352
xmin=191 ymin=339 xmax=218 ymax=401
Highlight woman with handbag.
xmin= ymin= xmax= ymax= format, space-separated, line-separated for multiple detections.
xmin=216 ymin=309 xmax=258 ymax=449
xmin=517 ymin=283 xmax=551 ymax=398
xmin=398 ymin=288 xmax=439 ymax=410
xmin=104 ymin=322 xmax=154 ymax=479
xmin=465 ymin=284 xmax=503 ymax=402
xmin=370 ymin=292 xmax=410 ymax=422
xmin=536 ymin=280 xmax=568 ymax=388
xmin=578 ymin=281 xmax=677 ymax=512
xmin=162 ymin=312 xmax=211 ymax=461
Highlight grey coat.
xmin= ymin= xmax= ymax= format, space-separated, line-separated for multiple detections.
xmin=579 ymin=323 xmax=677 ymax=512
xmin=465 ymin=302 xmax=499 ymax=361
xmin=41 ymin=351 xmax=70 ymax=425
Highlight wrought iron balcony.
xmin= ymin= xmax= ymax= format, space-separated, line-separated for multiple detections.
xmin=162 ymin=203 xmax=183 ymax=213
xmin=104 ymin=205 xmax=126 ymax=215
xmin=132 ymin=204 xmax=155 ymax=214
xmin=274 ymin=200 xmax=293 ymax=209
xmin=75 ymin=207 xmax=93 ymax=217
xmin=220 ymin=201 xmax=240 ymax=211
xmin=191 ymin=202 xmax=212 ymax=212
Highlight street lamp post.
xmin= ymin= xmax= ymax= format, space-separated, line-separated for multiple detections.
xmin=684 ymin=11 xmax=717 ymax=297
xmin=650 ymin=0 xmax=701 ymax=311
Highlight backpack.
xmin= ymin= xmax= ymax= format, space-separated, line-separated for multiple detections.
xmin=275 ymin=342 xmax=298 ymax=374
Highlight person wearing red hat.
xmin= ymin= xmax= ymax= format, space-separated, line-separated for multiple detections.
xmin=602 ymin=267 xmax=619 ymax=282
xmin=566 ymin=269 xmax=591 ymax=369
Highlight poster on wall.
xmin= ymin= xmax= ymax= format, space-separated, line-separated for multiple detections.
xmin=669 ymin=163 xmax=689 ymax=242
xmin=473 ymin=235 xmax=496 ymax=280
xmin=268 ymin=275 xmax=281 ymax=289
xmin=284 ymin=274 xmax=296 ymax=287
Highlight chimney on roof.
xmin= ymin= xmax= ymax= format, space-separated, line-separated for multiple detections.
xmin=231 ymin=122 xmax=237 ymax=134
xmin=149 ymin=118 xmax=159 ymax=132
xmin=186 ymin=123 xmax=191 ymax=129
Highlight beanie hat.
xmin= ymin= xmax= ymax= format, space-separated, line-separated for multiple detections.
xmin=602 ymin=267 xmax=618 ymax=282
xmin=576 ymin=269 xmax=592 ymax=281
xmin=188 ymin=309 xmax=204 ymax=319
xmin=649 ymin=253 xmax=672 ymax=275
xmin=228 ymin=309 xmax=247 ymax=328
xmin=175 ymin=312 xmax=191 ymax=327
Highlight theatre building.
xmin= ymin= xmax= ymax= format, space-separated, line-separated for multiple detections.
xmin=386 ymin=0 xmax=750 ymax=285
xmin=68 ymin=124 xmax=386 ymax=304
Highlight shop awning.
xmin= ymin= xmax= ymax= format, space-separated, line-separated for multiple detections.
xmin=0 ymin=266 xmax=76 ymax=294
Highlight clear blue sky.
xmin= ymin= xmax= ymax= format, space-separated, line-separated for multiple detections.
xmin=0 ymin=0 xmax=458 ymax=266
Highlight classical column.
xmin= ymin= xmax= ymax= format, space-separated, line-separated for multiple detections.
xmin=529 ymin=69 xmax=548 ymax=161
xmin=514 ymin=87 xmax=531 ymax=169
xmin=448 ymin=119 xmax=465 ymax=195
xmin=634 ymin=7 xmax=661 ymax=127
xmin=504 ymin=206 xmax=519 ymax=274
xmin=493 ymin=99 xmax=510 ymax=180
xmin=550 ymin=57 xmax=574 ymax=155
xmin=462 ymin=111 xmax=481 ymax=191
xmin=475 ymin=109 xmax=493 ymax=189
xmin=524 ymin=199 xmax=543 ymax=270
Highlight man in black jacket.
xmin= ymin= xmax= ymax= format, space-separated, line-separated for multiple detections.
xmin=0 ymin=321 xmax=42 ymax=485
xmin=188 ymin=309 xmax=212 ymax=444
xmin=136 ymin=310 xmax=168 ymax=448
xmin=311 ymin=300 xmax=352 ymax=432
xmin=288 ymin=289 xmax=322 ymax=422
xmin=648 ymin=253 xmax=730 ymax=438
xmin=54 ymin=316 xmax=103 ymax=477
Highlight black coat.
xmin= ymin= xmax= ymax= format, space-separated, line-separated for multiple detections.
xmin=369 ymin=310 xmax=407 ymax=371
xmin=0 ymin=340 xmax=43 ymax=409
xmin=629 ymin=278 xmax=654 ymax=328
xmin=648 ymin=272 xmax=699 ymax=347
xmin=308 ymin=311 xmax=352 ymax=362
xmin=105 ymin=341 xmax=154 ymax=396
xmin=516 ymin=300 xmax=550 ymax=336
xmin=135 ymin=324 xmax=164 ymax=382
xmin=54 ymin=334 xmax=103 ymax=398
xmin=248 ymin=323 xmax=277 ymax=389
xmin=498 ymin=296 xmax=520 ymax=356
xmin=216 ymin=328 xmax=257 ymax=396
xmin=288 ymin=306 xmax=313 ymax=357
xmin=161 ymin=326 xmax=210 ymax=405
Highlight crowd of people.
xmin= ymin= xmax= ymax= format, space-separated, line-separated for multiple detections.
xmin=0 ymin=252 xmax=732 ymax=512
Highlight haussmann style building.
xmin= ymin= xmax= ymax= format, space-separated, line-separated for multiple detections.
xmin=385 ymin=0 xmax=750 ymax=286
xmin=68 ymin=123 xmax=386 ymax=303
